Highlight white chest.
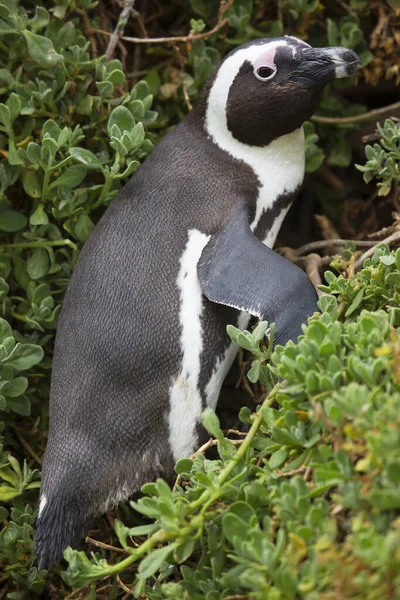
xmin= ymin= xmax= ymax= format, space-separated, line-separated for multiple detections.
xmin=247 ymin=128 xmax=305 ymax=244
xmin=205 ymin=124 xmax=305 ymax=248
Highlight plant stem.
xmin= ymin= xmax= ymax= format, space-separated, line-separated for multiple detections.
xmin=89 ymin=175 xmax=113 ymax=211
xmin=41 ymin=159 xmax=54 ymax=201
xmin=191 ymin=388 xmax=278 ymax=516
xmin=0 ymin=240 xmax=78 ymax=251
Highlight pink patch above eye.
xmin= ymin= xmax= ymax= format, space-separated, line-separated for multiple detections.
xmin=253 ymin=47 xmax=278 ymax=71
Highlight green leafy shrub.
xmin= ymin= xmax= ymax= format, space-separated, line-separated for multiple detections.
xmin=59 ymin=265 xmax=400 ymax=598
xmin=356 ymin=119 xmax=400 ymax=196
xmin=321 ymin=243 xmax=400 ymax=320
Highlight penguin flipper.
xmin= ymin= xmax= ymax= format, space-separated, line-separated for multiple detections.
xmin=197 ymin=204 xmax=318 ymax=345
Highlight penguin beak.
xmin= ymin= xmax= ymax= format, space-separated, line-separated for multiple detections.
xmin=292 ymin=46 xmax=362 ymax=85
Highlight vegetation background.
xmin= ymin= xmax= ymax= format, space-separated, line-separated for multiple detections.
xmin=1 ymin=0 xmax=400 ymax=598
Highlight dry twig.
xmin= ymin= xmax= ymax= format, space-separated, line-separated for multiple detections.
xmin=276 ymin=465 xmax=307 ymax=477
xmin=98 ymin=17 xmax=228 ymax=45
xmin=305 ymin=253 xmax=323 ymax=295
xmin=96 ymin=0 xmax=232 ymax=46
xmin=315 ymin=214 xmax=341 ymax=241
xmin=312 ymin=100 xmax=400 ymax=125
xmin=117 ymin=574 xmax=134 ymax=595
xmin=14 ymin=428 xmax=42 ymax=465
xmin=288 ymin=238 xmax=377 ymax=257
xmin=85 ymin=536 xmax=126 ymax=554
xmin=106 ymin=0 xmax=137 ymax=60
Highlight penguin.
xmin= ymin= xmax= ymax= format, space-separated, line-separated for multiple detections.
xmin=35 ymin=37 xmax=361 ymax=568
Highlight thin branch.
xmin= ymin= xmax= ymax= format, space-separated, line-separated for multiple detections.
xmin=305 ymin=253 xmax=323 ymax=295
xmin=353 ymin=230 xmax=400 ymax=271
xmin=116 ymin=574 xmax=134 ymax=595
xmin=81 ymin=8 xmax=98 ymax=58
xmin=276 ymin=465 xmax=307 ymax=477
xmin=335 ymin=0 xmax=358 ymax=16
xmin=106 ymin=0 xmax=137 ymax=60
xmin=64 ymin=588 xmax=88 ymax=600
xmin=224 ymin=429 xmax=247 ymax=436
xmin=311 ymin=100 xmax=400 ymax=125
xmin=85 ymin=536 xmax=126 ymax=554
xmin=96 ymin=17 xmax=228 ymax=45
xmin=293 ymin=238 xmax=378 ymax=257
xmin=14 ymin=428 xmax=42 ymax=465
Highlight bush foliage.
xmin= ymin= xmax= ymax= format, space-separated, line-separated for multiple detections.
xmin=60 ymin=250 xmax=400 ymax=599
xmin=1 ymin=0 xmax=400 ymax=598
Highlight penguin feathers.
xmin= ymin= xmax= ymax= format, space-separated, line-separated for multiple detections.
xmin=35 ymin=36 xmax=361 ymax=567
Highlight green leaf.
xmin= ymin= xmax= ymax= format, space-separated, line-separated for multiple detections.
xmin=6 ymin=92 xmax=21 ymax=123
xmin=0 ymin=210 xmax=27 ymax=232
xmin=174 ymin=540 xmax=195 ymax=563
xmin=138 ymin=544 xmax=177 ymax=579
xmin=74 ymin=214 xmax=94 ymax=242
xmin=23 ymin=170 xmax=42 ymax=199
xmin=380 ymin=255 xmax=396 ymax=266
xmin=344 ymin=289 xmax=364 ymax=317
xmin=69 ymin=147 xmax=103 ymax=170
xmin=3 ymin=343 xmax=44 ymax=370
xmin=30 ymin=6 xmax=50 ymax=32
xmin=0 ymin=103 xmax=11 ymax=127
xmin=22 ymin=30 xmax=63 ymax=67
xmin=49 ymin=165 xmax=87 ymax=189
xmin=6 ymin=395 xmax=30 ymax=416
xmin=247 ymin=360 xmax=260 ymax=383
xmin=175 ymin=458 xmax=193 ymax=474
xmin=108 ymin=106 xmax=135 ymax=135
xmin=269 ymin=447 xmax=288 ymax=470
xmin=30 ymin=204 xmax=49 ymax=226
xmin=130 ymin=122 xmax=145 ymax=149
xmin=0 ymin=466 xmax=19 ymax=487
xmin=201 ymin=408 xmax=223 ymax=440
xmin=27 ymin=142 xmax=42 ymax=165
xmin=0 ymin=19 xmax=16 ymax=35
xmin=0 ymin=318 xmax=12 ymax=341
xmin=0 ymin=485 xmax=22 ymax=501
xmin=6 ymin=376 xmax=28 ymax=397
xmin=27 ymin=248 xmax=49 ymax=280
xmin=252 ymin=321 xmax=268 ymax=344
xmin=222 ymin=512 xmax=247 ymax=545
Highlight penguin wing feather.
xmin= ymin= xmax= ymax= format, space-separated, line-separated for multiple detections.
xmin=197 ymin=203 xmax=319 ymax=345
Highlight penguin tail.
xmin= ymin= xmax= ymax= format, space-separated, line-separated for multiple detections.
xmin=34 ymin=491 xmax=93 ymax=570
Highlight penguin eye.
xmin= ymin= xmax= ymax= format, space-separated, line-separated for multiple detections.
xmin=255 ymin=65 xmax=276 ymax=81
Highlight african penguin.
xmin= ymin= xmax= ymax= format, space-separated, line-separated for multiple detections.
xmin=35 ymin=37 xmax=361 ymax=567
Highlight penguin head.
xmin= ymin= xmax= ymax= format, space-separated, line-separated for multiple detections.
xmin=205 ymin=36 xmax=362 ymax=147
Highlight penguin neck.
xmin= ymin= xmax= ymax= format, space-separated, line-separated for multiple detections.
xmin=203 ymin=93 xmax=305 ymax=245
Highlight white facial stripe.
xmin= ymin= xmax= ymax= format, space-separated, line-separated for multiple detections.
xmin=168 ymin=229 xmax=210 ymax=460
